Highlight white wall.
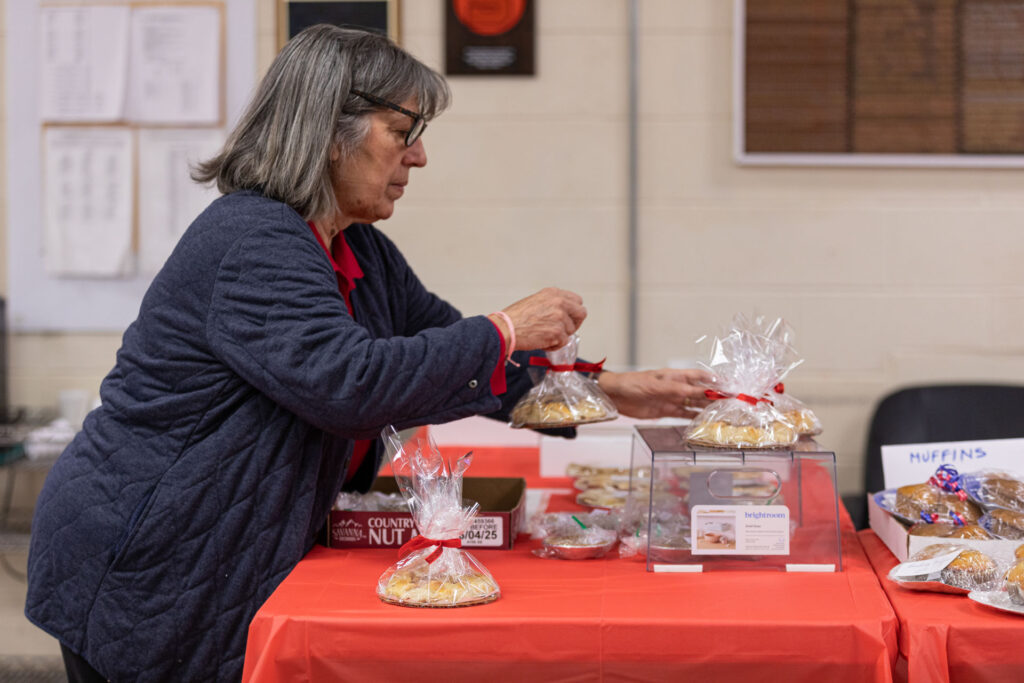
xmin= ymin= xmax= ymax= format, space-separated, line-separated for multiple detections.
xmin=3 ymin=0 xmax=1023 ymax=495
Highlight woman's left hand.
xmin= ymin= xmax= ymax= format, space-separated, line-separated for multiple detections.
xmin=597 ymin=368 xmax=712 ymax=419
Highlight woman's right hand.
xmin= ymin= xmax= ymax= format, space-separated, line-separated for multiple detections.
xmin=491 ymin=287 xmax=586 ymax=351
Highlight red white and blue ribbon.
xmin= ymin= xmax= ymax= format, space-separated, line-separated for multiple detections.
xmin=929 ymin=464 xmax=968 ymax=501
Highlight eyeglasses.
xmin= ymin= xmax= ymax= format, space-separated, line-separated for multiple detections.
xmin=350 ymin=89 xmax=427 ymax=147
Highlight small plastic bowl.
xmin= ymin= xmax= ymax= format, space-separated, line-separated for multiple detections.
xmin=648 ymin=535 xmax=691 ymax=563
xmin=543 ymin=538 xmax=616 ymax=560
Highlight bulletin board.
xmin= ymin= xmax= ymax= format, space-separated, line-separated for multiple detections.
xmin=735 ymin=0 xmax=1024 ymax=167
xmin=5 ymin=0 xmax=257 ymax=331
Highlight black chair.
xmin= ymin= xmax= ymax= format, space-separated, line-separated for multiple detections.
xmin=843 ymin=383 xmax=1024 ymax=530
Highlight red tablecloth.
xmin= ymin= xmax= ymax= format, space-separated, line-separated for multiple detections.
xmin=242 ymin=447 xmax=898 ymax=682
xmin=859 ymin=529 xmax=1024 ymax=683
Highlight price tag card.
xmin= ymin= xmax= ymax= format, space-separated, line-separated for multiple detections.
xmin=690 ymin=505 xmax=790 ymax=555
xmin=461 ymin=517 xmax=504 ymax=548
xmin=890 ymin=549 xmax=962 ymax=578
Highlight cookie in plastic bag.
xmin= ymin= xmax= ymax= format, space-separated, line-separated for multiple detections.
xmin=685 ymin=315 xmax=801 ymax=449
xmin=509 ymin=335 xmax=617 ymax=429
xmin=375 ymin=427 xmax=500 ymax=608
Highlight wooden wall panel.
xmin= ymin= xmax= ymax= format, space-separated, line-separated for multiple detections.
xmin=851 ymin=0 xmax=957 ymax=152
xmin=743 ymin=0 xmax=1024 ymax=156
xmin=961 ymin=0 xmax=1024 ymax=152
xmin=744 ymin=0 xmax=849 ymax=152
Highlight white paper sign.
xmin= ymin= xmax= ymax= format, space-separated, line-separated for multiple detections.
xmin=39 ymin=6 xmax=130 ymax=122
xmin=690 ymin=505 xmax=790 ymax=555
xmin=137 ymin=128 xmax=224 ymax=275
xmin=880 ymin=437 xmax=1024 ymax=490
xmin=43 ymin=127 xmax=135 ymax=277
xmin=127 ymin=6 xmax=221 ymax=124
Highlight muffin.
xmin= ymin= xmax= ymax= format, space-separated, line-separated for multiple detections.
xmin=1006 ymin=561 xmax=1024 ymax=606
xmin=948 ymin=524 xmax=996 ymax=540
xmin=946 ymin=497 xmax=983 ymax=523
xmin=981 ymin=476 xmax=1024 ymax=512
xmin=894 ymin=483 xmax=981 ymax=523
xmin=908 ymin=522 xmax=954 ymax=537
xmin=939 ymin=549 xmax=999 ymax=590
xmin=1016 ymin=544 xmax=1024 ymax=561
xmin=987 ymin=508 xmax=1024 ymax=540
xmin=894 ymin=483 xmax=940 ymax=519
xmin=907 ymin=523 xmax=994 ymax=539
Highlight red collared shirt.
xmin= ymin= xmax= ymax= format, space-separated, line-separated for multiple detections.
xmin=307 ymin=222 xmax=508 ymax=484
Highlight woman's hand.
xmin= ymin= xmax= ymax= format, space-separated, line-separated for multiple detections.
xmin=491 ymin=288 xmax=586 ymax=351
xmin=597 ymin=368 xmax=712 ymax=419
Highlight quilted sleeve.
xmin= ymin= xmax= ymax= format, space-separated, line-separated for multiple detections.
xmin=359 ymin=226 xmax=463 ymax=336
xmin=206 ymin=223 xmax=504 ymax=439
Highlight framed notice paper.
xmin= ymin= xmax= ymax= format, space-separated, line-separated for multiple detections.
xmin=278 ymin=0 xmax=399 ymax=47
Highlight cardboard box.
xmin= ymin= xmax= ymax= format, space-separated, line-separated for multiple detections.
xmin=324 ymin=476 xmax=526 ymax=550
xmin=869 ymin=437 xmax=1024 ymax=563
xmin=868 ymin=492 xmax=1023 ymax=564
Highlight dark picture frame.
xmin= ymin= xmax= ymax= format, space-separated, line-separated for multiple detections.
xmin=445 ymin=0 xmax=535 ymax=76
xmin=278 ymin=0 xmax=400 ymax=48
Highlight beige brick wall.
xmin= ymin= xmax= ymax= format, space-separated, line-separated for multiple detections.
xmin=4 ymin=0 xmax=1023 ymax=495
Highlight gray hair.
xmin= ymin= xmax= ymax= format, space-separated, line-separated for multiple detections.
xmin=192 ymin=25 xmax=451 ymax=220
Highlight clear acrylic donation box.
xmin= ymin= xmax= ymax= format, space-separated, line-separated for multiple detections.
xmin=628 ymin=426 xmax=842 ymax=573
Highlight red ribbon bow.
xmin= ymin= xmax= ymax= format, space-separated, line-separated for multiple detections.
xmin=529 ymin=357 xmax=606 ymax=373
xmin=398 ymin=535 xmax=462 ymax=564
xmin=704 ymin=389 xmax=772 ymax=406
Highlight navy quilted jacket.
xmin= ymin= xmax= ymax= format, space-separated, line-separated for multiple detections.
xmin=25 ymin=191 xmax=550 ymax=681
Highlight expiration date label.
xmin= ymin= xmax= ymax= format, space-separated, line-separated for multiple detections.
xmin=690 ymin=505 xmax=789 ymax=555
xmin=460 ymin=517 xmax=503 ymax=547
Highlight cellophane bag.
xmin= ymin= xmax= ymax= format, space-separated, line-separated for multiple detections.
xmin=509 ymin=334 xmax=618 ymax=429
xmin=961 ymin=469 xmax=1024 ymax=513
xmin=891 ymin=466 xmax=983 ymax=525
xmin=685 ymin=314 xmax=802 ymax=448
xmin=333 ymin=490 xmax=407 ymax=512
xmin=752 ymin=317 xmax=822 ymax=436
xmin=375 ymin=427 xmax=500 ymax=608
xmin=531 ymin=512 xmax=618 ymax=560
xmin=1007 ymin=559 xmax=1024 ymax=605
xmin=888 ymin=543 xmax=1002 ymax=593
xmin=766 ymin=385 xmax=821 ymax=437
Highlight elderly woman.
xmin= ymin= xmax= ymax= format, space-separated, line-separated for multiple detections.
xmin=26 ymin=25 xmax=709 ymax=681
